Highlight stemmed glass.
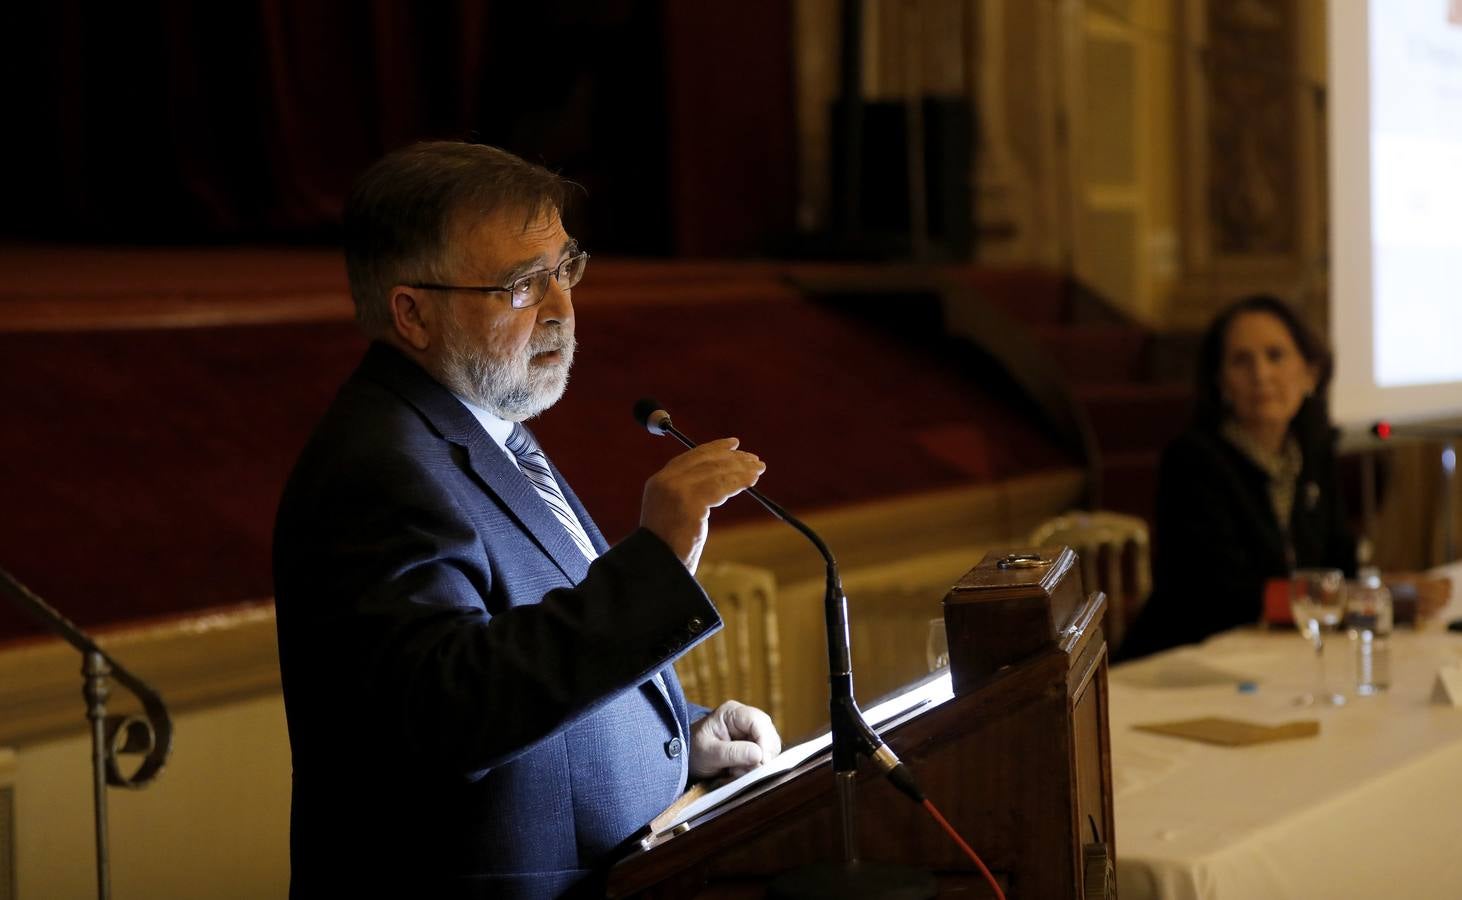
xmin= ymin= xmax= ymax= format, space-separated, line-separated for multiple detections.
xmin=1290 ymin=568 xmax=1347 ymax=706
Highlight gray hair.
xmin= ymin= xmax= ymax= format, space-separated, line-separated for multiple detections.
xmin=342 ymin=141 xmax=568 ymax=334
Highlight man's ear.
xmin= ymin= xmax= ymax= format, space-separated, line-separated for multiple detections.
xmin=387 ymin=286 xmax=436 ymax=352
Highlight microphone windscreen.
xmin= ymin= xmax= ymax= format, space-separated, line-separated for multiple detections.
xmin=632 ymin=397 xmax=667 ymax=433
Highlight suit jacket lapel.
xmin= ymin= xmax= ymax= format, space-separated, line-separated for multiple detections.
xmin=358 ymin=343 xmax=591 ymax=585
xmin=358 ymin=346 xmax=682 ymax=725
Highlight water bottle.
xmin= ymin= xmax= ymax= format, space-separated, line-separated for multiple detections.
xmin=1346 ymin=567 xmax=1392 ymax=695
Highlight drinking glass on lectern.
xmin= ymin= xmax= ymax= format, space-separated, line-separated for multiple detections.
xmin=926 ymin=617 xmax=949 ymax=673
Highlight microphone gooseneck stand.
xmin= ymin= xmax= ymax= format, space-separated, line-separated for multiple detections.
xmin=634 ymin=400 xmax=935 ymax=899
xmin=1371 ymin=421 xmax=1460 ymax=561
xmin=0 ymin=567 xmax=174 ymax=900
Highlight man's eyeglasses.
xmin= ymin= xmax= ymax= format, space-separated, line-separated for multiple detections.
xmin=409 ymin=251 xmax=589 ymax=310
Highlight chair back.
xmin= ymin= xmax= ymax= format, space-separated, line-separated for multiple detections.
xmin=680 ymin=562 xmax=784 ymax=724
xmin=1029 ymin=510 xmax=1150 ymax=649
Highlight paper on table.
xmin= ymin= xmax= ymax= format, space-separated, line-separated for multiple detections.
xmin=1110 ymin=656 xmax=1256 ymax=689
xmin=659 ymin=672 xmax=955 ymax=833
xmin=1134 ymin=716 xmax=1319 ymax=746
xmin=1431 ymin=661 xmax=1462 ymax=706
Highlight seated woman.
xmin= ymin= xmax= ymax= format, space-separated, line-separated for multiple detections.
xmin=1120 ymin=295 xmax=1444 ymax=660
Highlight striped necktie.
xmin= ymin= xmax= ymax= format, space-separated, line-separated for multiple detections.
xmin=506 ymin=424 xmax=668 ymax=702
xmin=505 ymin=423 xmax=598 ymax=561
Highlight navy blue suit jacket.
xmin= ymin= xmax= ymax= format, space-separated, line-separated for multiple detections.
xmin=273 ymin=343 xmax=720 ymax=898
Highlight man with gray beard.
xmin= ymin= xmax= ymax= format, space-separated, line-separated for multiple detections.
xmin=273 ymin=142 xmax=780 ymax=899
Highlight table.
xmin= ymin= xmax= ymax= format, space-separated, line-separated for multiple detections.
xmin=1110 ymin=564 xmax=1462 ymax=899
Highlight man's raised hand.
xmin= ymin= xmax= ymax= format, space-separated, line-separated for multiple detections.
xmin=640 ymin=438 xmax=764 ymax=574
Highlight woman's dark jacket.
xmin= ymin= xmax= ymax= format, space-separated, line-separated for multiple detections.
xmin=1118 ymin=425 xmax=1358 ymax=660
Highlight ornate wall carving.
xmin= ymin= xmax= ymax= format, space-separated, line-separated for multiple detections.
xmin=1174 ymin=0 xmax=1326 ymax=328
xmin=1204 ymin=0 xmax=1300 ymax=258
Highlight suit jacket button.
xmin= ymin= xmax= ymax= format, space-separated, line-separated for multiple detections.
xmin=665 ymin=737 xmax=684 ymax=759
xmin=687 ymin=617 xmax=704 ymax=635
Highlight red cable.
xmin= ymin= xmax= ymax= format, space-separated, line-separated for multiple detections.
xmin=921 ymin=797 xmax=1007 ymax=900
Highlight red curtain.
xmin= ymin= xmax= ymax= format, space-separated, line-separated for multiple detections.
xmin=2 ymin=1 xmax=794 ymax=252
xmin=5 ymin=2 xmax=677 ymax=243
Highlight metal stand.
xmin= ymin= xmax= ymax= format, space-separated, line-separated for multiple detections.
xmin=637 ymin=403 xmax=935 ymax=898
xmin=1361 ymin=450 xmax=1378 ymax=565
xmin=1367 ymin=423 xmax=1462 ymax=564
xmin=84 ymin=652 xmax=113 ymax=898
xmin=765 ymin=772 xmax=936 ymax=900
xmin=1 ymin=569 xmax=173 ymax=900
xmin=837 ymin=771 xmax=859 ymax=864
xmin=1443 ymin=441 xmax=1456 ymax=562
xmin=765 ymin=578 xmax=936 ymax=900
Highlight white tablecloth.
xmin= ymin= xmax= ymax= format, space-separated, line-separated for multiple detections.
xmin=1111 ymin=563 xmax=1462 ymax=899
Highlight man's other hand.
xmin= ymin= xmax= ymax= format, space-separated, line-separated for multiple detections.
xmin=640 ymin=438 xmax=765 ymax=574
xmin=689 ymin=700 xmax=782 ymax=779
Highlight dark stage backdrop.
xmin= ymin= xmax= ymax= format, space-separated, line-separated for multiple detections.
xmin=1 ymin=1 xmax=796 ymax=256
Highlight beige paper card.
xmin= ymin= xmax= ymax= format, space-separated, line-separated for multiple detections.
xmin=1432 ymin=663 xmax=1462 ymax=707
xmin=1134 ymin=716 xmax=1320 ymax=746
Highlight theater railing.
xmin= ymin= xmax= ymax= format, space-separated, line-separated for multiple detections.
xmin=0 ymin=569 xmax=174 ymax=900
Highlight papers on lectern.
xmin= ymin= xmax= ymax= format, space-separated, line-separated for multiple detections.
xmin=658 ymin=671 xmax=955 ymax=835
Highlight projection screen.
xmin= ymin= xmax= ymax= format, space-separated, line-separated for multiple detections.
xmin=1329 ymin=0 xmax=1462 ymax=429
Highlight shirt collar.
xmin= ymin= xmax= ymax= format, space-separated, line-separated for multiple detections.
xmin=1221 ymin=419 xmax=1302 ymax=482
xmin=451 ymin=393 xmax=516 ymax=455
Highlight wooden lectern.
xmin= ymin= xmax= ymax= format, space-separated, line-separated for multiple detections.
xmin=607 ymin=546 xmax=1115 ymax=898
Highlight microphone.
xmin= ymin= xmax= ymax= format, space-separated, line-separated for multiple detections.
xmin=633 ymin=398 xmax=672 ymax=437
xmin=632 ymin=398 xmax=924 ymax=804
xmin=633 ymin=399 xmax=800 ymax=526
xmin=1372 ymin=420 xmax=1462 ymax=440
